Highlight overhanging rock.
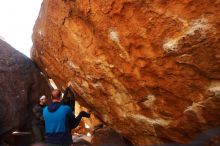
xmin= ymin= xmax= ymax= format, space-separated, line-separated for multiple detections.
xmin=31 ymin=0 xmax=220 ymax=145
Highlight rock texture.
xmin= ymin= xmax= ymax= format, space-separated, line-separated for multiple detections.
xmin=31 ymin=0 xmax=220 ymax=145
xmin=91 ymin=127 xmax=131 ymax=146
xmin=74 ymin=102 xmax=103 ymax=132
xmin=0 ymin=40 xmax=50 ymax=137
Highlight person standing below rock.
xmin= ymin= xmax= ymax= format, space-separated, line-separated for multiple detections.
xmin=32 ymin=95 xmax=47 ymax=142
xmin=43 ymin=89 xmax=90 ymax=146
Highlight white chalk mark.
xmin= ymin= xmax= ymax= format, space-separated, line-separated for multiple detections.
xmin=67 ymin=60 xmax=80 ymax=69
xmin=109 ymin=28 xmax=130 ymax=61
xmin=163 ymin=17 xmax=214 ymax=53
xmin=184 ymin=101 xmax=206 ymax=123
xmin=208 ymin=80 xmax=220 ymax=97
xmin=142 ymin=94 xmax=156 ymax=107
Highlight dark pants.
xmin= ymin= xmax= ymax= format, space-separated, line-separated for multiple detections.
xmin=47 ymin=144 xmax=70 ymax=146
xmin=32 ymin=124 xmax=44 ymax=142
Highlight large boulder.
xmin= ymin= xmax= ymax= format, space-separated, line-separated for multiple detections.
xmin=0 ymin=40 xmax=50 ymax=140
xmin=31 ymin=0 xmax=220 ymax=145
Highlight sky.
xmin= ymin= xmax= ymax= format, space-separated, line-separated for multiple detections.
xmin=0 ymin=0 xmax=43 ymax=57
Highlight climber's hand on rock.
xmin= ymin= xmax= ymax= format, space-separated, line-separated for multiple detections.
xmin=67 ymin=81 xmax=72 ymax=87
xmin=80 ymin=111 xmax=90 ymax=118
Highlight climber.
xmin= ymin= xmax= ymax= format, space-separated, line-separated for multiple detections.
xmin=62 ymin=84 xmax=75 ymax=112
xmin=32 ymin=95 xmax=47 ymax=142
xmin=62 ymin=83 xmax=91 ymax=130
xmin=43 ymin=89 xmax=90 ymax=146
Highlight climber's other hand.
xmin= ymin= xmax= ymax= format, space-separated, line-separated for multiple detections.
xmin=80 ymin=111 xmax=90 ymax=118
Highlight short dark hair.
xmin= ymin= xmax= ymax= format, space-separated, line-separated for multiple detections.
xmin=51 ymin=89 xmax=62 ymax=99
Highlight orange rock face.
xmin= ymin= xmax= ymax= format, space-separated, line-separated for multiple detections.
xmin=31 ymin=0 xmax=220 ymax=145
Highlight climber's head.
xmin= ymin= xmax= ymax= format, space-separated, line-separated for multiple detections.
xmin=39 ymin=95 xmax=47 ymax=105
xmin=51 ymin=89 xmax=62 ymax=101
